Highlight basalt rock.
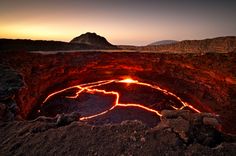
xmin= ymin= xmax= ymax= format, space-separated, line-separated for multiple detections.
xmin=203 ymin=117 xmax=220 ymax=127
xmin=0 ymin=103 xmax=6 ymax=120
xmin=152 ymin=110 xmax=223 ymax=147
xmin=28 ymin=112 xmax=81 ymax=133
xmin=56 ymin=112 xmax=81 ymax=127
xmin=0 ymin=65 xmax=24 ymax=100
xmin=0 ymin=110 xmax=235 ymax=155
xmin=0 ymin=65 xmax=24 ymax=121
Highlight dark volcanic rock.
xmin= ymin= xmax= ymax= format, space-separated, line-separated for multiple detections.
xmin=203 ymin=117 xmax=220 ymax=127
xmin=0 ymin=65 xmax=24 ymax=100
xmin=0 ymin=65 xmax=24 ymax=121
xmin=70 ymin=32 xmax=117 ymax=49
xmin=56 ymin=112 xmax=81 ymax=127
xmin=0 ymin=110 xmax=235 ymax=155
xmin=154 ymin=110 xmax=224 ymax=147
xmin=0 ymin=103 xmax=7 ymax=120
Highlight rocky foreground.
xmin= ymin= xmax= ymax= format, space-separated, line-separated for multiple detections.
xmin=0 ymin=109 xmax=235 ymax=156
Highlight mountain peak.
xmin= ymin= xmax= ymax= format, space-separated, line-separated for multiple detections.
xmin=149 ymin=40 xmax=178 ymax=46
xmin=70 ymin=32 xmax=117 ymax=49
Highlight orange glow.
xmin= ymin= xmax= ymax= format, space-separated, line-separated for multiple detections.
xmin=42 ymin=78 xmax=201 ymax=120
xmin=119 ymin=78 xmax=138 ymax=83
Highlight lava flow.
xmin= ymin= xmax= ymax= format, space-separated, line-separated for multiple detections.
xmin=41 ymin=78 xmax=201 ymax=122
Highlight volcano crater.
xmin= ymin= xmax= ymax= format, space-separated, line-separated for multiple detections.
xmin=1 ymin=52 xmax=235 ymax=134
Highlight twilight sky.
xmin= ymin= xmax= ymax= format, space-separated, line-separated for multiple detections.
xmin=0 ymin=0 xmax=236 ymax=45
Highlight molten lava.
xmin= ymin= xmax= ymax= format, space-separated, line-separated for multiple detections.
xmin=42 ymin=78 xmax=201 ymax=121
xmin=119 ymin=78 xmax=138 ymax=83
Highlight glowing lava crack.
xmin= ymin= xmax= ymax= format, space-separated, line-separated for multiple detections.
xmin=42 ymin=78 xmax=201 ymax=121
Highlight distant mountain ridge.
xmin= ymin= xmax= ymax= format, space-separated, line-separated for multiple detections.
xmin=0 ymin=32 xmax=118 ymax=52
xmin=1 ymin=34 xmax=236 ymax=53
xmin=119 ymin=36 xmax=236 ymax=53
xmin=0 ymin=39 xmax=94 ymax=52
xmin=149 ymin=40 xmax=178 ymax=46
xmin=143 ymin=36 xmax=236 ymax=53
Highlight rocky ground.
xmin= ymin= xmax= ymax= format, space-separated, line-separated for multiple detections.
xmin=0 ymin=110 xmax=235 ymax=156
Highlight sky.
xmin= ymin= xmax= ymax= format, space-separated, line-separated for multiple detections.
xmin=0 ymin=0 xmax=236 ymax=45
